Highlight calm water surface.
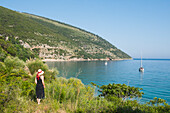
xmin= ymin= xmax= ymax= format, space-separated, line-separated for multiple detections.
xmin=46 ymin=59 xmax=170 ymax=104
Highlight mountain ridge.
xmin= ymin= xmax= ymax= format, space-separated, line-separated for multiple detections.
xmin=0 ymin=6 xmax=131 ymax=61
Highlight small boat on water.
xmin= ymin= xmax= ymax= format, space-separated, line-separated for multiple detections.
xmin=139 ymin=55 xmax=144 ymax=72
xmin=105 ymin=61 xmax=107 ymax=65
xmin=139 ymin=67 xmax=144 ymax=72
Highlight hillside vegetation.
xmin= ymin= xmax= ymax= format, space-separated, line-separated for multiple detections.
xmin=0 ymin=36 xmax=37 ymax=61
xmin=0 ymin=6 xmax=131 ymax=60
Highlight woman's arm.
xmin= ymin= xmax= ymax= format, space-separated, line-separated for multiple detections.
xmin=41 ymin=76 xmax=45 ymax=88
xmin=35 ymin=77 xmax=37 ymax=84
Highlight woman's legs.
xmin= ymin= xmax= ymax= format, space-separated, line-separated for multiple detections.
xmin=37 ymin=98 xmax=41 ymax=104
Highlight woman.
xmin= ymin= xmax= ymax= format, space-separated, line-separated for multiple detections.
xmin=35 ymin=69 xmax=45 ymax=104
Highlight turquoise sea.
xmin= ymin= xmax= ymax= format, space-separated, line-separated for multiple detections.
xmin=46 ymin=59 xmax=170 ymax=104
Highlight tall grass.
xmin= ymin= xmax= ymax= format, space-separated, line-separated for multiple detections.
xmin=45 ymin=77 xmax=94 ymax=112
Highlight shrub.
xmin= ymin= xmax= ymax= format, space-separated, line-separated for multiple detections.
xmin=45 ymin=68 xmax=59 ymax=82
xmin=26 ymin=59 xmax=58 ymax=82
xmin=0 ymin=62 xmax=7 ymax=76
xmin=26 ymin=59 xmax=48 ymax=75
xmin=0 ymin=47 xmax=8 ymax=62
xmin=4 ymin=56 xmax=25 ymax=72
xmin=98 ymin=83 xmax=144 ymax=100
xmin=3 ymin=56 xmax=30 ymax=78
xmin=45 ymin=77 xmax=94 ymax=111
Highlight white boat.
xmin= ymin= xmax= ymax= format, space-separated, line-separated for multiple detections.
xmin=139 ymin=67 xmax=144 ymax=72
xmin=105 ymin=61 xmax=107 ymax=65
xmin=139 ymin=55 xmax=144 ymax=72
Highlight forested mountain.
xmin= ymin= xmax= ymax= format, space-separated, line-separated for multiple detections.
xmin=0 ymin=6 xmax=131 ymax=60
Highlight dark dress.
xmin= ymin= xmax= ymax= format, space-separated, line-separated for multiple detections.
xmin=36 ymin=76 xmax=45 ymax=99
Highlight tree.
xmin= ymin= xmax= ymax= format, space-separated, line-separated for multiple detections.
xmin=147 ymin=97 xmax=166 ymax=106
xmin=98 ymin=83 xmax=144 ymax=100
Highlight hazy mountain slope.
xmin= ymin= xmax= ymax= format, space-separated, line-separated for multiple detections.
xmin=0 ymin=6 xmax=131 ymax=60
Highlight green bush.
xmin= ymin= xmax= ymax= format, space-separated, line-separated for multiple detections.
xmin=0 ymin=62 xmax=7 ymax=76
xmin=44 ymin=68 xmax=59 ymax=82
xmin=0 ymin=46 xmax=8 ymax=62
xmin=46 ymin=77 xmax=94 ymax=103
xmin=4 ymin=56 xmax=25 ymax=70
xmin=98 ymin=83 xmax=144 ymax=99
xmin=3 ymin=56 xmax=31 ymax=77
xmin=26 ymin=59 xmax=58 ymax=82
xmin=26 ymin=59 xmax=48 ymax=75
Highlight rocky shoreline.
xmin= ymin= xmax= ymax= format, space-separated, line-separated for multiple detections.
xmin=42 ymin=58 xmax=131 ymax=62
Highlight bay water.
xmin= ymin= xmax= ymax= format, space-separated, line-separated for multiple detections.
xmin=46 ymin=59 xmax=170 ymax=104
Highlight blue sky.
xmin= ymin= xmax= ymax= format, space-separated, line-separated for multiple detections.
xmin=1 ymin=0 xmax=170 ymax=58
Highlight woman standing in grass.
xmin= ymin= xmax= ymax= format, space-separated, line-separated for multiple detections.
xmin=35 ymin=69 xmax=45 ymax=104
